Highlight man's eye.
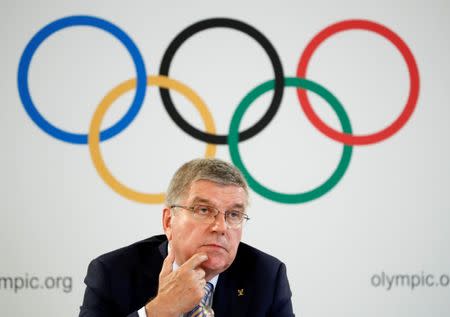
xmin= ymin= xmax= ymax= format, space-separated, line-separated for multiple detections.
xmin=228 ymin=211 xmax=243 ymax=219
xmin=196 ymin=206 xmax=212 ymax=215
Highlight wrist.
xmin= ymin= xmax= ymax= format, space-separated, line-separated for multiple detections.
xmin=145 ymin=296 xmax=177 ymax=317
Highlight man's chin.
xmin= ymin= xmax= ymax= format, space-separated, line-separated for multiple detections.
xmin=202 ymin=256 xmax=231 ymax=274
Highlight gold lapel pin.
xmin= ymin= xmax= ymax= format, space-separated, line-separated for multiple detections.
xmin=237 ymin=289 xmax=244 ymax=296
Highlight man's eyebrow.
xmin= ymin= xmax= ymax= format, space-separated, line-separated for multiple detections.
xmin=191 ymin=197 xmax=245 ymax=210
xmin=230 ymin=203 xmax=245 ymax=210
xmin=191 ymin=197 xmax=212 ymax=205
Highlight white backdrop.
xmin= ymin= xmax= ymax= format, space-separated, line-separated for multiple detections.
xmin=1 ymin=0 xmax=450 ymax=316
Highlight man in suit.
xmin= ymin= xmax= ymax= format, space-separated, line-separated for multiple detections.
xmin=80 ymin=158 xmax=294 ymax=317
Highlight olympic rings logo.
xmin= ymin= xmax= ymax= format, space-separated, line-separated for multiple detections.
xmin=17 ymin=16 xmax=420 ymax=204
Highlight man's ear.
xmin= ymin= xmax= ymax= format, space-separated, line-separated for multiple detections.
xmin=162 ymin=207 xmax=173 ymax=241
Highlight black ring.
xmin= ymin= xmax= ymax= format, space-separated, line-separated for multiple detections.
xmin=159 ymin=18 xmax=284 ymax=144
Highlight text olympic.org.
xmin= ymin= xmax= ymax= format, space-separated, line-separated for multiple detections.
xmin=371 ymin=271 xmax=450 ymax=291
xmin=0 ymin=274 xmax=72 ymax=293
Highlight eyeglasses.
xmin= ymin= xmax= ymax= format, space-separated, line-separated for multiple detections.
xmin=170 ymin=204 xmax=250 ymax=228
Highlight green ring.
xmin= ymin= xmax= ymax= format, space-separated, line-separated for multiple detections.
xmin=228 ymin=77 xmax=353 ymax=204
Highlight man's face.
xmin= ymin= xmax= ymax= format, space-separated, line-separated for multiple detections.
xmin=163 ymin=179 xmax=247 ymax=278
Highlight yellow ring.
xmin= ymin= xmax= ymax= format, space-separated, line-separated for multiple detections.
xmin=88 ymin=75 xmax=217 ymax=204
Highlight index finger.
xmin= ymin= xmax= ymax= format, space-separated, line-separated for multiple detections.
xmin=160 ymin=246 xmax=175 ymax=277
xmin=182 ymin=252 xmax=208 ymax=270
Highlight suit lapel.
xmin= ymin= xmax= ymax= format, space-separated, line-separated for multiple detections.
xmin=212 ymin=266 xmax=250 ymax=317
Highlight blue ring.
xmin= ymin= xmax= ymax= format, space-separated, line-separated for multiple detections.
xmin=17 ymin=15 xmax=147 ymax=144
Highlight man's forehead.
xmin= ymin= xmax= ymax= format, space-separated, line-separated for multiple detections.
xmin=184 ymin=180 xmax=248 ymax=206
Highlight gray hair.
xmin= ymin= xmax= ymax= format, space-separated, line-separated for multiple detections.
xmin=165 ymin=158 xmax=248 ymax=206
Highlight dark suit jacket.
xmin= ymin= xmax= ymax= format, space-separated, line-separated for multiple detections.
xmin=79 ymin=235 xmax=295 ymax=317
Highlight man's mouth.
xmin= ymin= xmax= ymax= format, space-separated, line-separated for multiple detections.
xmin=203 ymin=244 xmax=227 ymax=251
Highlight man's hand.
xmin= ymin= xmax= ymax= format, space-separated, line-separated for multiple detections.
xmin=145 ymin=248 xmax=209 ymax=317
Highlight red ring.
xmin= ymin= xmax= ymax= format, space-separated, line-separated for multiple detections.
xmin=296 ymin=19 xmax=420 ymax=145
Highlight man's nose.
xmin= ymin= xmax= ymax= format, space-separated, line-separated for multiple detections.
xmin=211 ymin=212 xmax=228 ymax=232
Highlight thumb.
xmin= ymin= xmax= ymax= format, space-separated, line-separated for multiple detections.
xmin=160 ymin=246 xmax=175 ymax=278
